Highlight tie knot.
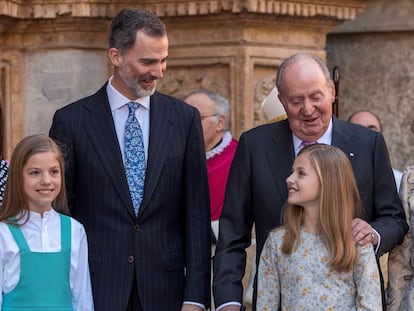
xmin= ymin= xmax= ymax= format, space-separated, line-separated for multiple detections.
xmin=300 ymin=140 xmax=317 ymax=148
xmin=127 ymin=102 xmax=138 ymax=113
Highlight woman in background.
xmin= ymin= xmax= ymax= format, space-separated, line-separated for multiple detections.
xmin=0 ymin=102 xmax=8 ymax=204
xmin=387 ymin=119 xmax=414 ymax=311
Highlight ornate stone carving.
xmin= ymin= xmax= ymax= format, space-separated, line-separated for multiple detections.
xmin=158 ymin=65 xmax=230 ymax=100
xmin=0 ymin=0 xmax=369 ymax=151
xmin=1 ymin=1 xmax=367 ymax=21
xmin=254 ymin=74 xmax=277 ymax=126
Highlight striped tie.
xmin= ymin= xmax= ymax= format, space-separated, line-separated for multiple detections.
xmin=299 ymin=140 xmax=317 ymax=151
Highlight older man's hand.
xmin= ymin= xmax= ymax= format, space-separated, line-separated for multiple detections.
xmin=352 ymin=217 xmax=378 ymax=246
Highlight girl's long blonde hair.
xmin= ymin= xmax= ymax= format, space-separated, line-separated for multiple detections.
xmin=0 ymin=134 xmax=68 ymax=224
xmin=281 ymin=144 xmax=362 ymax=272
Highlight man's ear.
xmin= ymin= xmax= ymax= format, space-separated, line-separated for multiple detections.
xmin=216 ymin=115 xmax=226 ymax=131
xmin=330 ymin=84 xmax=336 ymax=100
xmin=108 ymin=48 xmax=122 ymax=67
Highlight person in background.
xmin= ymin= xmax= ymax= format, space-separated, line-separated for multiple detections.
xmin=386 ymin=121 xmax=414 ymax=311
xmin=348 ymin=110 xmax=404 ymax=290
xmin=257 ymin=144 xmax=382 ymax=310
xmin=49 ymin=8 xmax=211 ymax=311
xmin=184 ymin=89 xmax=238 ymax=310
xmin=213 ymin=53 xmax=407 ymax=311
xmin=0 ymin=103 xmax=8 ymax=205
xmin=348 ymin=110 xmax=403 ymax=189
xmin=261 ymin=86 xmax=287 ymax=123
xmin=183 ymin=89 xmax=238 ymax=241
xmin=0 ymin=134 xmax=93 ymax=310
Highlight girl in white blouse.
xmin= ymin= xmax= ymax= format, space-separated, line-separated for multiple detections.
xmin=257 ymin=144 xmax=382 ymax=311
xmin=0 ymin=134 xmax=94 ymax=311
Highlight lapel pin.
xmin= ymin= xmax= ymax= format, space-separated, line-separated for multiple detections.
xmin=349 ymin=152 xmax=355 ymax=157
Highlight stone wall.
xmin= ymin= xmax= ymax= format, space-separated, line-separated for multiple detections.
xmin=327 ymin=0 xmax=414 ymax=170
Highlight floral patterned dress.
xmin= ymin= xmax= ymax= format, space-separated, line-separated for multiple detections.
xmin=387 ymin=165 xmax=414 ymax=311
xmin=257 ymin=228 xmax=382 ymax=311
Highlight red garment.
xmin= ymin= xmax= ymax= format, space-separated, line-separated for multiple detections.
xmin=207 ymin=139 xmax=238 ymax=221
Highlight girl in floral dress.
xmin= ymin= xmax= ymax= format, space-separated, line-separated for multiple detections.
xmin=256 ymin=144 xmax=382 ymax=311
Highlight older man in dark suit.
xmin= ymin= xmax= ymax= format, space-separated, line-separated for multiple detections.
xmin=213 ymin=53 xmax=407 ymax=311
xmin=50 ymin=8 xmax=211 ymax=311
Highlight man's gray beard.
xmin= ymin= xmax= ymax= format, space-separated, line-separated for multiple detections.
xmin=129 ymin=83 xmax=156 ymax=98
xmin=119 ymin=70 xmax=157 ymax=98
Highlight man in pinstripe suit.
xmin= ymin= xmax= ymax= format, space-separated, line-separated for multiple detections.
xmin=50 ymin=8 xmax=211 ymax=311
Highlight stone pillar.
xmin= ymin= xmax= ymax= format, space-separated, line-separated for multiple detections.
xmin=327 ymin=0 xmax=414 ymax=170
xmin=0 ymin=16 xmax=111 ymax=157
xmin=0 ymin=0 xmax=368 ymax=156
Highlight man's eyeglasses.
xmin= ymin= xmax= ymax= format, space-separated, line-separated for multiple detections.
xmin=200 ymin=114 xmax=218 ymax=120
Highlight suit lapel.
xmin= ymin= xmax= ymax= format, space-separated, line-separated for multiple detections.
xmin=82 ymin=85 xmax=134 ymax=215
xmin=267 ymin=120 xmax=295 ymax=202
xmin=331 ymin=117 xmax=357 ymax=165
xmin=265 ymin=118 xmax=357 ymax=206
xmin=138 ymin=92 xmax=173 ymax=214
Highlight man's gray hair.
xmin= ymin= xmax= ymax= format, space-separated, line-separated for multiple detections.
xmin=184 ymin=89 xmax=231 ymax=131
xmin=276 ymin=53 xmax=334 ymax=96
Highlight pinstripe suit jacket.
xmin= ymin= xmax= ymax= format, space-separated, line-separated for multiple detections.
xmin=213 ymin=117 xmax=407 ymax=309
xmin=50 ymin=84 xmax=211 ymax=310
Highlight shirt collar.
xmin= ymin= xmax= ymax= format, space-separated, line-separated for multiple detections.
xmin=106 ymin=76 xmax=150 ymax=111
xmin=293 ymin=117 xmax=333 ymax=155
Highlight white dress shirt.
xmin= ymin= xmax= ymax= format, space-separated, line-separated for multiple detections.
xmin=293 ymin=117 xmax=333 ymax=156
xmin=0 ymin=208 xmax=94 ymax=311
xmin=106 ymin=76 xmax=150 ymax=163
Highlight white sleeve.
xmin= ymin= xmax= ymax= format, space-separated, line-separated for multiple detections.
xmin=0 ymin=230 xmax=4 ymax=310
xmin=70 ymin=219 xmax=94 ymax=311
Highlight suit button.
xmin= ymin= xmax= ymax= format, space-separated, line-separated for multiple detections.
xmin=127 ymin=256 xmax=135 ymax=263
xmin=134 ymin=224 xmax=140 ymax=231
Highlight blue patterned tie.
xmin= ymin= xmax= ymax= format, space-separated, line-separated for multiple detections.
xmin=124 ymin=102 xmax=146 ymax=216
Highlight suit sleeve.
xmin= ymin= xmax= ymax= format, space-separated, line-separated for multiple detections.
xmin=183 ymin=111 xmax=212 ymax=307
xmin=49 ymin=110 xmax=76 ymax=212
xmin=370 ymin=132 xmax=408 ymax=256
xmin=213 ymin=133 xmax=255 ymax=306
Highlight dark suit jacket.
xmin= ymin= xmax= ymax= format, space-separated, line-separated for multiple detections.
xmin=213 ymin=117 xmax=407 ymax=307
xmin=50 ymin=84 xmax=211 ymax=311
